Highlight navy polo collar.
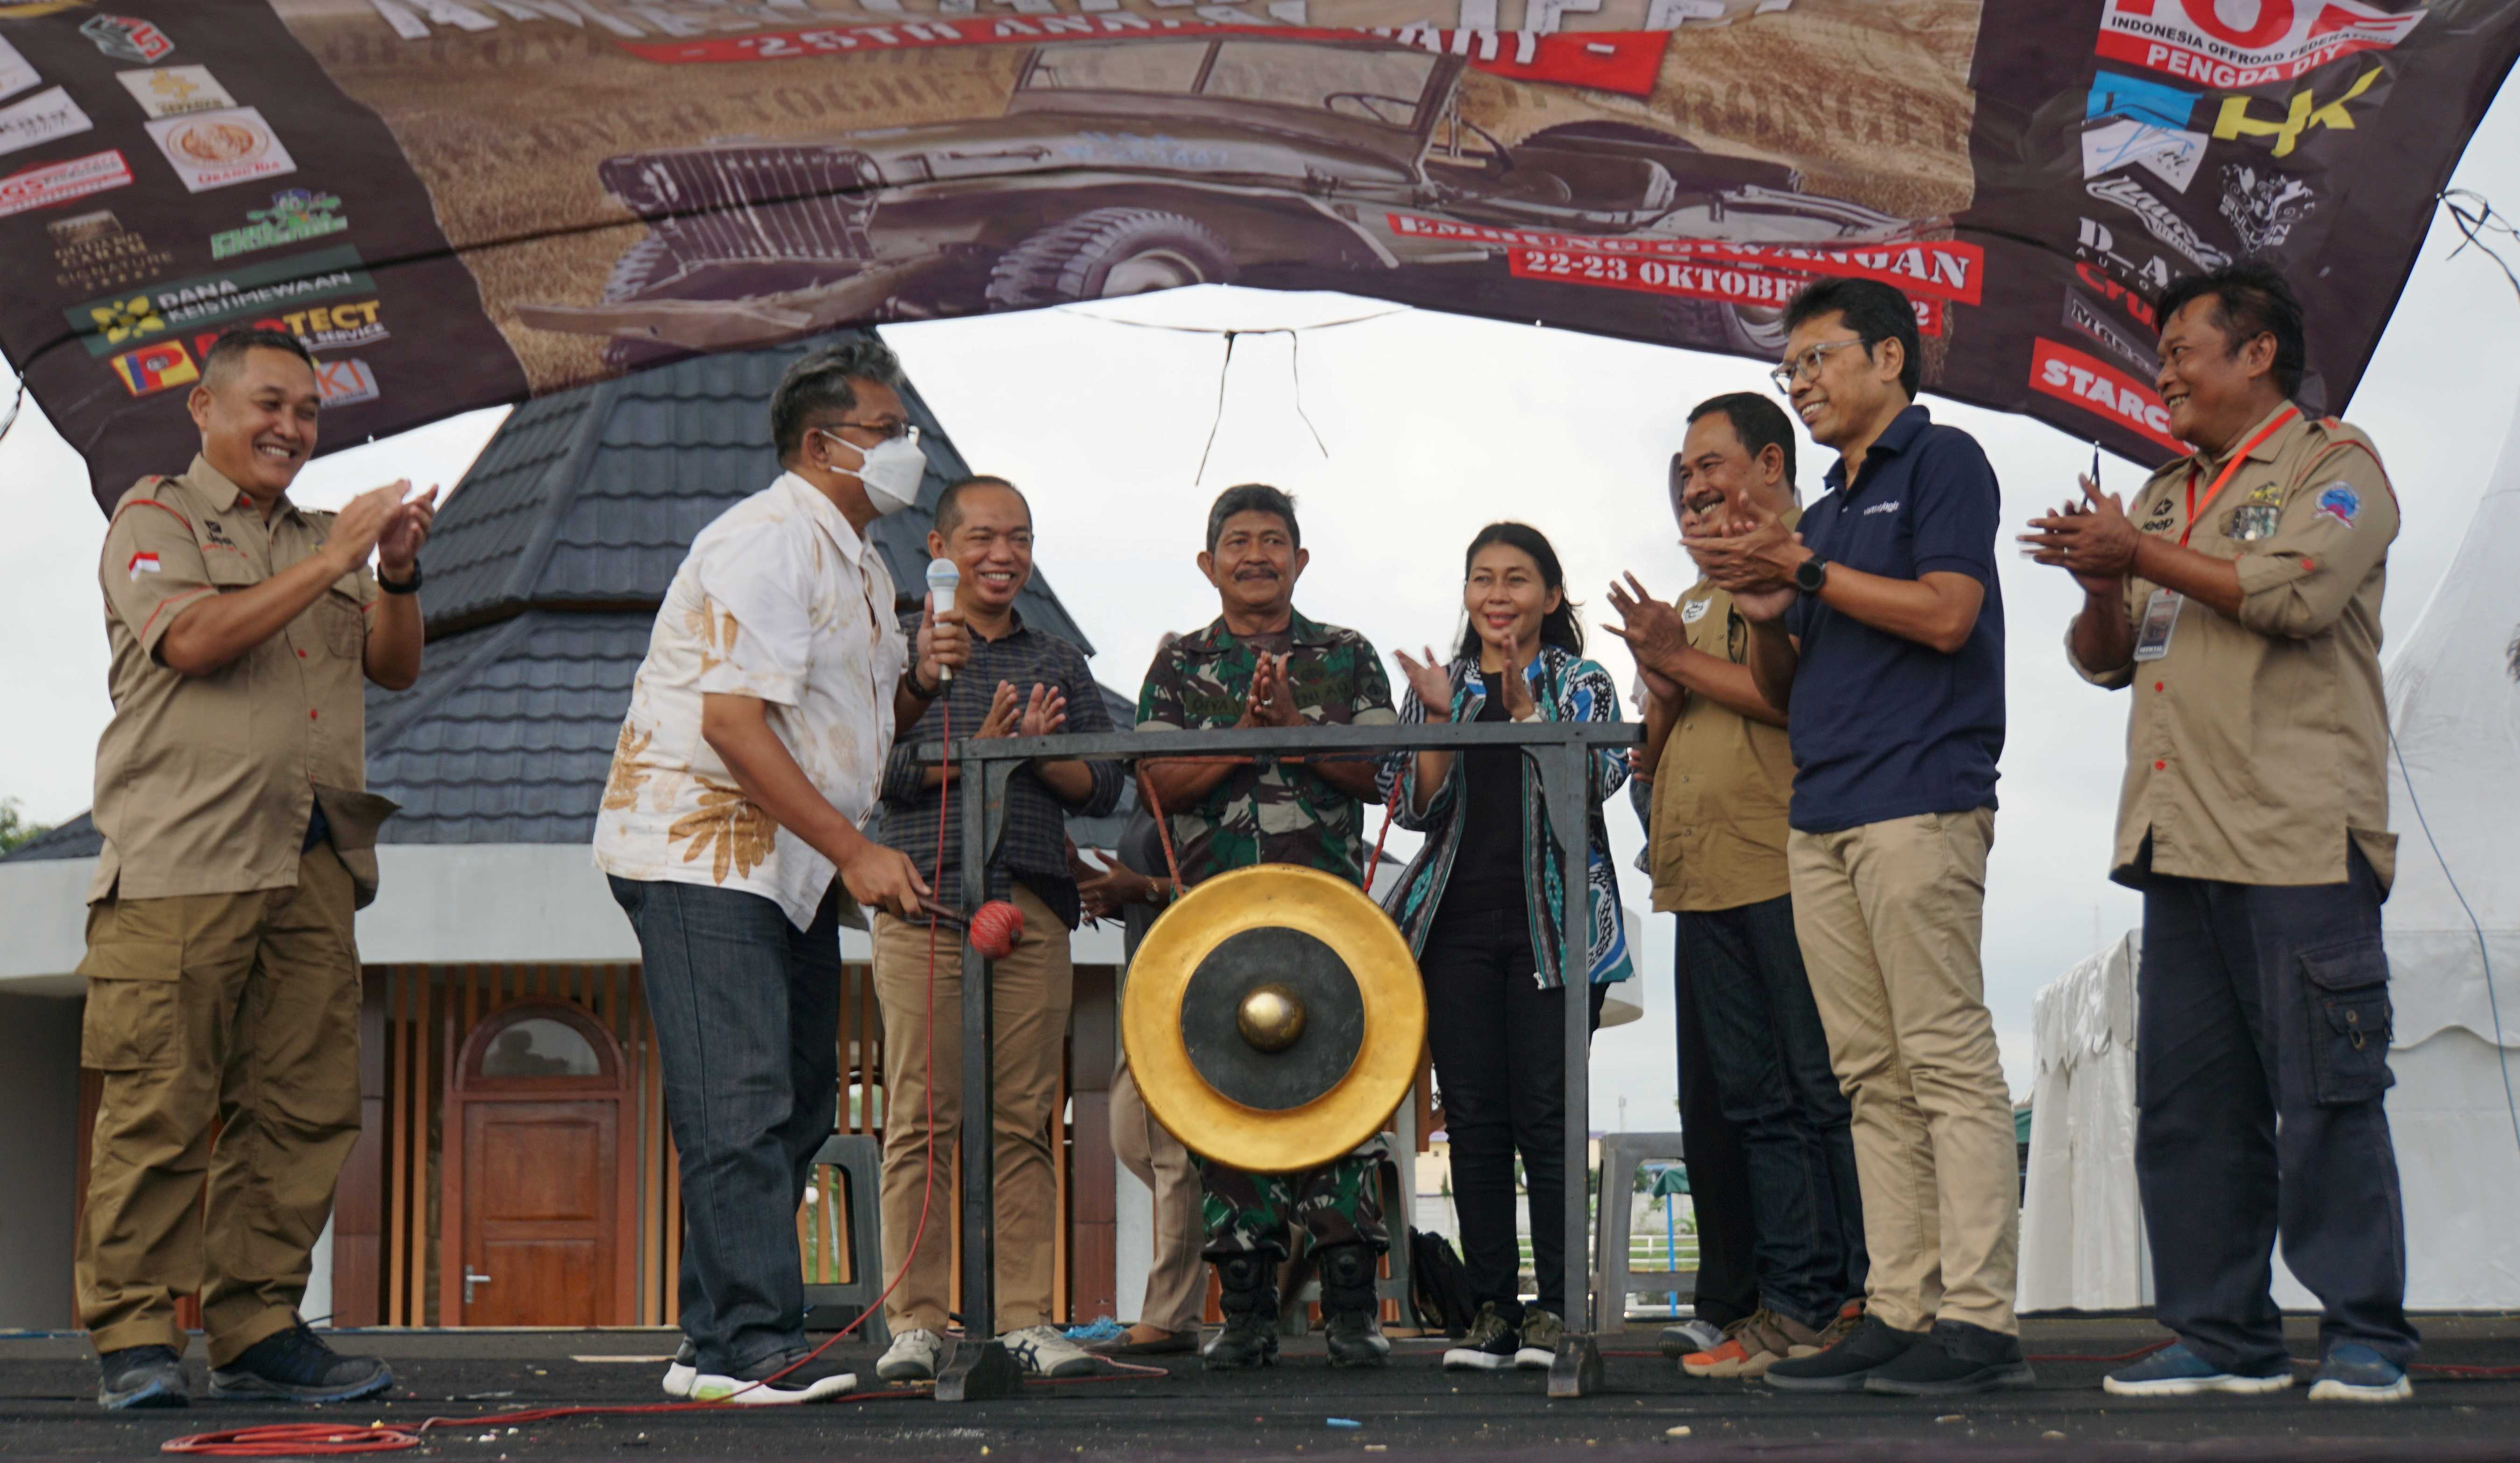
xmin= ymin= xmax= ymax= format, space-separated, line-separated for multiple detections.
xmin=1823 ymin=403 xmax=1933 ymax=497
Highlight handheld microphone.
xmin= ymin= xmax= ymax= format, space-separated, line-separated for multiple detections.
xmin=925 ymin=557 xmax=959 ymax=682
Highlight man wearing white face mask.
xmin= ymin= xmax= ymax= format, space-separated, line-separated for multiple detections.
xmin=595 ymin=337 xmax=967 ymax=1404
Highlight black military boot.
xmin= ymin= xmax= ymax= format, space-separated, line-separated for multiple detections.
xmin=1200 ymin=1255 xmax=1280 ymax=1371
xmin=1319 ymin=1243 xmax=1391 ymax=1368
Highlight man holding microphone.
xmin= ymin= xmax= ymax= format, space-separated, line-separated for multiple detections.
xmin=595 ymin=338 xmax=966 ymax=1405
xmin=2025 ymin=263 xmax=2416 ymax=1404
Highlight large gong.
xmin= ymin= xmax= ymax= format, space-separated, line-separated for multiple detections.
xmin=1122 ymin=864 xmax=1427 ymax=1173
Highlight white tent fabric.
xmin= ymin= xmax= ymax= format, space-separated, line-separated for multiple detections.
xmin=2021 ymin=401 xmax=2520 ymax=1314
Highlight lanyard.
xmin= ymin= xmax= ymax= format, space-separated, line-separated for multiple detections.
xmin=2180 ymin=406 xmax=2297 ymax=547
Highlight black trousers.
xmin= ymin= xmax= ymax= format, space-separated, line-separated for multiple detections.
xmin=1675 ymin=927 xmax=1759 ymax=1329
xmin=2136 ymin=844 xmax=2418 ymax=1371
xmin=1422 ymin=899 xmax=1607 ymax=1319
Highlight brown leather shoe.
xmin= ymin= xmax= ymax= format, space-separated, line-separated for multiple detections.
xmin=1090 ymin=1325 xmax=1197 ymax=1356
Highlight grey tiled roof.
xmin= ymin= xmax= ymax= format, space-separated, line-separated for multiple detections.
xmin=419 ymin=329 xmax=1093 ymax=652
xmin=7 ymin=330 xmax=1118 ymax=861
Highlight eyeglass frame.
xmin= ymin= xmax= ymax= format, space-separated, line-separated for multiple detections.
xmin=817 ymin=418 xmax=921 ymax=446
xmin=1768 ymin=336 xmax=1870 ymax=395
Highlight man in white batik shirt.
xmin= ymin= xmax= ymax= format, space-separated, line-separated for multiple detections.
xmin=594 ymin=338 xmax=967 ymax=1406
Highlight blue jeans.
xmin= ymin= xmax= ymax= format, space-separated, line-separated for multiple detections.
xmin=1678 ymin=895 xmax=1866 ymax=1331
xmin=2135 ymin=844 xmax=2418 ymax=1372
xmin=609 ymin=876 xmax=842 ymax=1373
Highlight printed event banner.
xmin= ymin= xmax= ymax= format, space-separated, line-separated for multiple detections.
xmin=0 ymin=0 xmax=2514 ymax=508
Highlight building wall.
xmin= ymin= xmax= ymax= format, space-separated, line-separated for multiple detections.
xmin=0 ymin=992 xmax=81 ymax=1328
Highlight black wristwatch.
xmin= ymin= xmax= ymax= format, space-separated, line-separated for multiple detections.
xmin=378 ymin=564 xmax=422 ymax=595
xmin=1792 ymin=554 xmax=1829 ymax=595
xmin=903 ymin=664 xmax=941 ymax=701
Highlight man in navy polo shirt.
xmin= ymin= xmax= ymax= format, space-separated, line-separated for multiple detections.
xmin=1685 ymin=277 xmax=2024 ymax=1398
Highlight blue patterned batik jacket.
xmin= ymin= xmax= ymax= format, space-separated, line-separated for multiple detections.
xmin=1374 ymin=646 xmax=1634 ymax=990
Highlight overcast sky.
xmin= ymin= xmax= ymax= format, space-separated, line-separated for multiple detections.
xmin=4 ymin=80 xmax=2516 ymax=1116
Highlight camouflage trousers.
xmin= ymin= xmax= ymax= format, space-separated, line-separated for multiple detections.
xmin=1197 ymin=1136 xmax=1389 ymax=1260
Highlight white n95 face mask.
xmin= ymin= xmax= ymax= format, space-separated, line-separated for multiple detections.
xmin=818 ymin=428 xmax=926 ymax=516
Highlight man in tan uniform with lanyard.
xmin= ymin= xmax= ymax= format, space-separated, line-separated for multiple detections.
xmin=1609 ymin=393 xmax=1867 ymax=1379
xmin=79 ymin=328 xmax=433 ymax=1411
xmin=2026 ymin=262 xmax=2416 ymax=1403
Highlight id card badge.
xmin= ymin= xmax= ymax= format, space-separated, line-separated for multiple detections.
xmin=2132 ymin=588 xmax=2183 ymax=662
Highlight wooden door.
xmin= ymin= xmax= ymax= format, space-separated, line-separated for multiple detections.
xmin=459 ymin=1100 xmax=617 ymax=1326
xmin=442 ymin=1001 xmax=638 ymax=1326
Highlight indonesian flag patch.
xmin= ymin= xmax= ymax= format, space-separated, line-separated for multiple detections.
xmin=127 ymin=550 xmax=161 ymax=580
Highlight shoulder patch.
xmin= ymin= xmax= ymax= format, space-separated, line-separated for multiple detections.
xmin=2312 ymin=482 xmax=2361 ymax=528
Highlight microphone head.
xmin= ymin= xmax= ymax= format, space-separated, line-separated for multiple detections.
xmin=925 ymin=557 xmax=959 ymax=597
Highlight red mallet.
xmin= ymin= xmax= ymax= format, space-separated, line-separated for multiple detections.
xmin=927 ymin=898 xmax=1026 ymax=960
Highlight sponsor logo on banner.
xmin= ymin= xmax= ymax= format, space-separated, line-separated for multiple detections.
xmin=2031 ymin=337 xmax=2185 ymax=455
xmin=195 ymin=298 xmax=387 ymax=356
xmin=2063 ymin=287 xmax=2160 ymax=377
xmin=2087 ymin=68 xmax=2199 ymax=131
xmin=2220 ymin=163 xmax=2319 ymax=255
xmin=2073 ymin=259 xmax=2161 ymax=330
xmin=2211 ymin=64 xmax=2381 ymax=158
xmin=2095 ymin=0 xmax=2422 ymax=87
xmin=209 ymin=189 xmax=345 ymax=259
xmin=615 ymin=17 xmax=1674 ymax=99
xmin=51 ymin=206 xmax=170 ymax=290
xmin=0 ymin=34 xmax=38 ymax=102
xmin=66 ymin=243 xmax=373 ymax=355
xmin=2081 ymin=117 xmax=2205 ymax=192
xmin=79 ymin=11 xmax=171 ymax=64
xmin=2076 ymin=216 xmax=2177 ymax=296
xmin=314 ymin=357 xmax=378 ymax=406
xmin=2085 ymin=174 xmax=2230 ymax=270
xmin=1390 ymin=214 xmax=1984 ymax=304
xmin=0 ymin=85 xmax=91 ymax=156
xmin=109 ymin=338 xmax=197 ymax=396
xmin=117 ymin=64 xmax=234 ymax=119
xmin=1505 ymin=244 xmax=1946 ymax=334
xmin=148 ymin=106 xmax=294 ymax=192
xmin=0 ymin=147 xmax=128 ymax=218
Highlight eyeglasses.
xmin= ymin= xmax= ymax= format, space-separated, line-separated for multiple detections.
xmin=1769 ymin=337 xmax=1868 ymax=395
xmin=821 ymin=419 xmax=920 ymax=445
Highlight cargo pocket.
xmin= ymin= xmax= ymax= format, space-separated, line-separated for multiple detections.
xmin=77 ymin=939 xmax=184 ymax=1071
xmin=2301 ymin=937 xmax=2394 ymax=1106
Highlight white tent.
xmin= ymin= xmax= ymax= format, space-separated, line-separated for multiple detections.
xmin=2022 ymin=405 xmax=2520 ymax=1313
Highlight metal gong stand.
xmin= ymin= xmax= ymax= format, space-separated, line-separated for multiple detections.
xmin=916 ymin=718 xmax=1642 ymax=1401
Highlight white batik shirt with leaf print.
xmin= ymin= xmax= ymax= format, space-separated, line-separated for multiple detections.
xmin=594 ymin=472 xmax=908 ymax=930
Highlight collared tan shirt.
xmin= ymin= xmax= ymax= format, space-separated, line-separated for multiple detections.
xmin=593 ymin=473 xmax=908 ymax=930
xmin=1648 ymin=509 xmax=1799 ymax=913
xmin=2067 ymin=403 xmax=2398 ymax=891
xmin=91 ymin=455 xmax=389 ymax=906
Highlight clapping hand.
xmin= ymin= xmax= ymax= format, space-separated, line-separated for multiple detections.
xmin=1017 ymin=683 xmax=1067 ymax=738
xmin=1392 ymin=646 xmax=1453 ymax=720
xmin=1241 ymin=652 xmax=1304 ymax=728
xmin=974 ymin=680 xmax=1023 ymax=738
xmin=1602 ymin=572 xmax=1687 ymax=675
xmin=375 ymin=484 xmax=437 ymax=578
xmin=2020 ymin=474 xmax=2139 ymax=594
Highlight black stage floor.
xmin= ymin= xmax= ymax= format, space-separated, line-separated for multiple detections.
xmin=4 ymin=1319 xmax=2517 ymax=1460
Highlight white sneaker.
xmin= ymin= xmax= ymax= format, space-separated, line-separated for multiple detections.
xmin=660 ymin=1339 xmax=697 ymax=1399
xmin=1001 ymin=1323 xmax=1098 ymax=1378
xmin=876 ymin=1327 xmax=945 ymax=1383
xmin=689 ymin=1350 xmax=857 ymax=1406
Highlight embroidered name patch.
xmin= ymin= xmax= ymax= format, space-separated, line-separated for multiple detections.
xmin=1681 ymin=598 xmax=1713 ymax=624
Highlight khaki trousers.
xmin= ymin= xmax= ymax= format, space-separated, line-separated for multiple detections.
xmin=871 ymin=882 xmax=1070 ymax=1334
xmin=1787 ymin=809 xmax=2018 ymax=1336
xmin=76 ymin=844 xmax=363 ymax=1365
xmin=1109 ymin=1052 xmax=1206 ymax=1333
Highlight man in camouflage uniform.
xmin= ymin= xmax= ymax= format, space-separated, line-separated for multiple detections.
xmin=1136 ymin=483 xmax=1400 ymax=1370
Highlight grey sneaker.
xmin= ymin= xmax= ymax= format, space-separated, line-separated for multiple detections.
xmin=1514 ymin=1307 xmax=1565 ymax=1370
xmin=1002 ymin=1323 xmax=1097 ymax=1378
xmin=2308 ymin=1343 xmax=2410 ymax=1403
xmin=1444 ymin=1303 xmax=1519 ymax=1371
xmin=98 ymin=1344 xmax=187 ymax=1410
xmin=876 ymin=1327 xmax=946 ymax=1383
xmin=1659 ymin=1317 xmax=1725 ymax=1358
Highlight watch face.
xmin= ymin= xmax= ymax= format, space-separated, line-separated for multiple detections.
xmin=1796 ymin=558 xmax=1825 ymax=591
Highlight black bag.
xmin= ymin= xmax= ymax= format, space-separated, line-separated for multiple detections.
xmin=1408 ymin=1228 xmax=1479 ymax=1338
